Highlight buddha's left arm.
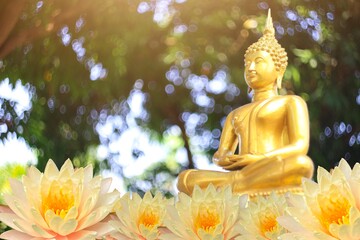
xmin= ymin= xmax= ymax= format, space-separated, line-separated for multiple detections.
xmin=263 ymin=96 xmax=310 ymax=159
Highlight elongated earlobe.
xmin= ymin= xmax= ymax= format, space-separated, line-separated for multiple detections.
xmin=248 ymin=87 xmax=252 ymax=94
xmin=277 ymin=76 xmax=282 ymax=89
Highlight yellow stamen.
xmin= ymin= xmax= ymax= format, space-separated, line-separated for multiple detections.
xmin=42 ymin=181 xmax=74 ymax=219
xmin=138 ymin=208 xmax=159 ymax=229
xmin=195 ymin=205 xmax=220 ymax=233
xmin=260 ymin=211 xmax=278 ymax=236
xmin=318 ymin=188 xmax=351 ymax=233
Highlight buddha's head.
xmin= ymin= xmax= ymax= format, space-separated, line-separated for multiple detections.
xmin=244 ymin=10 xmax=288 ymax=89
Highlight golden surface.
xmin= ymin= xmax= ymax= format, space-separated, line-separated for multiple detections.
xmin=177 ymin=10 xmax=314 ymax=195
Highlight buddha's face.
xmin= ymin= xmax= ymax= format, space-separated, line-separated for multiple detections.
xmin=244 ymin=51 xmax=280 ymax=90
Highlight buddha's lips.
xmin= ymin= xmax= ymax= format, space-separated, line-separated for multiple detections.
xmin=247 ymin=73 xmax=257 ymax=79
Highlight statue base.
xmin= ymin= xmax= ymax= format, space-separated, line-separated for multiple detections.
xmin=242 ymin=185 xmax=304 ymax=199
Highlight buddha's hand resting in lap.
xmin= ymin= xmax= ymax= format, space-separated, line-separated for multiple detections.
xmin=215 ymin=154 xmax=265 ymax=170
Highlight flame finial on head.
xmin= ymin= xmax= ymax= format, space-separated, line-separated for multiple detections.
xmin=264 ymin=9 xmax=275 ymax=35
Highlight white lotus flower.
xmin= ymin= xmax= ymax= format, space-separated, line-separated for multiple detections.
xmin=0 ymin=159 xmax=119 ymax=240
xmin=278 ymin=159 xmax=360 ymax=240
xmin=161 ymin=184 xmax=246 ymax=239
xmin=237 ymin=192 xmax=288 ymax=240
xmin=109 ymin=191 xmax=172 ymax=239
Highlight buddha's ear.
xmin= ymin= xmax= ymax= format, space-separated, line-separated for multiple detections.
xmin=276 ymin=75 xmax=282 ymax=89
xmin=276 ymin=69 xmax=285 ymax=89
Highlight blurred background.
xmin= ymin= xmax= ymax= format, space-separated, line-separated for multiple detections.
xmin=0 ymin=0 xmax=359 ymax=198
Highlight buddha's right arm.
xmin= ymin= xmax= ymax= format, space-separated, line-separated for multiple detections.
xmin=212 ymin=112 xmax=238 ymax=167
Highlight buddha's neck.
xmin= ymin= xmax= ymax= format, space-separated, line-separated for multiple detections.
xmin=252 ymin=85 xmax=278 ymax=102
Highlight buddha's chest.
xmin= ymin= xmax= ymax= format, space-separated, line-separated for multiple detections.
xmin=232 ymin=98 xmax=287 ymax=135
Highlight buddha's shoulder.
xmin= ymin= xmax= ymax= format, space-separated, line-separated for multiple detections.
xmin=274 ymin=95 xmax=307 ymax=104
xmin=268 ymin=95 xmax=307 ymax=111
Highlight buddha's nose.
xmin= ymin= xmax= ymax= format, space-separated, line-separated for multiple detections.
xmin=248 ymin=61 xmax=256 ymax=70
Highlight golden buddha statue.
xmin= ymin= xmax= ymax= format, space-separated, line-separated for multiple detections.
xmin=177 ymin=10 xmax=314 ymax=196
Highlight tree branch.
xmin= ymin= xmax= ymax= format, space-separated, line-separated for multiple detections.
xmin=178 ymin=119 xmax=195 ymax=169
xmin=0 ymin=0 xmax=27 ymax=47
xmin=0 ymin=0 xmax=99 ymax=59
xmin=163 ymin=103 xmax=195 ymax=169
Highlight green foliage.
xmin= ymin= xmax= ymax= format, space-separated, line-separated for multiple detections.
xmin=72 ymin=146 xmax=107 ymax=174
xmin=0 ymin=164 xmax=26 ymax=204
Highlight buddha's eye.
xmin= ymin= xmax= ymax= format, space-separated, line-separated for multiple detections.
xmin=255 ymin=57 xmax=264 ymax=63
